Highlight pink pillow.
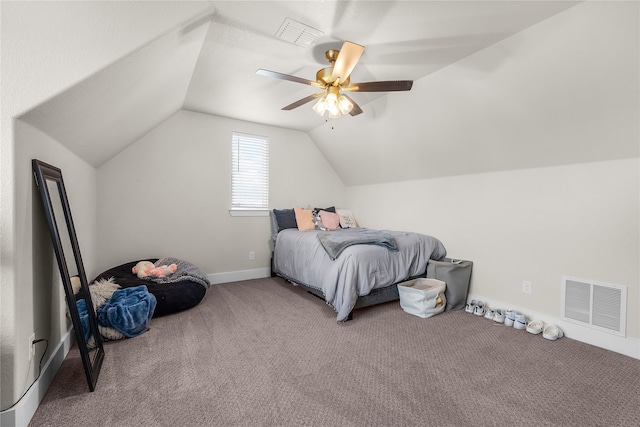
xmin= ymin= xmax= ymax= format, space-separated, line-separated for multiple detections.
xmin=294 ymin=207 xmax=315 ymax=231
xmin=319 ymin=210 xmax=340 ymax=230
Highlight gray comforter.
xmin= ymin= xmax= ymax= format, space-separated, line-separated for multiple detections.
xmin=273 ymin=228 xmax=446 ymax=321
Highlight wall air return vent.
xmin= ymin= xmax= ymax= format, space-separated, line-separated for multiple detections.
xmin=275 ymin=18 xmax=323 ymax=47
xmin=562 ymin=276 xmax=627 ymax=337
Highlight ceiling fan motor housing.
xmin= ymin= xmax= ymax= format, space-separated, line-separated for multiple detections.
xmin=316 ymin=67 xmax=349 ymax=86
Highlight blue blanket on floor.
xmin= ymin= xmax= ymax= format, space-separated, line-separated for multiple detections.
xmin=97 ymin=285 xmax=157 ymax=338
xmin=76 ymin=299 xmax=92 ymax=342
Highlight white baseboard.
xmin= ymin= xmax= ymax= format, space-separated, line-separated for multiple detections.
xmin=0 ymin=329 xmax=74 ymax=427
xmin=208 ymin=267 xmax=270 ymax=285
xmin=467 ymin=293 xmax=640 ymax=360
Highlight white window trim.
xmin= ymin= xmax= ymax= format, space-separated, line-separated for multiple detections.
xmin=228 ymin=209 xmax=269 ymax=217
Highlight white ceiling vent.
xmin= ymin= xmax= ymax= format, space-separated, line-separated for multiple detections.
xmin=275 ymin=18 xmax=323 ymax=47
xmin=562 ymin=276 xmax=627 ymax=337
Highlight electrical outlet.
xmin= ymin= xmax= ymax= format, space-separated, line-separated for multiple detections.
xmin=249 ymin=251 xmax=255 ymax=261
xmin=28 ymin=333 xmax=36 ymax=361
xmin=522 ymin=280 xmax=533 ymax=294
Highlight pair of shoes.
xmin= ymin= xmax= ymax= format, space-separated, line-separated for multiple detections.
xmin=493 ymin=309 xmax=505 ymax=323
xmin=513 ymin=313 xmax=527 ymax=330
xmin=526 ymin=320 xmax=545 ymax=334
xmin=543 ymin=325 xmax=564 ymax=340
xmin=465 ymin=300 xmax=476 ymax=313
xmin=474 ymin=301 xmax=486 ymax=316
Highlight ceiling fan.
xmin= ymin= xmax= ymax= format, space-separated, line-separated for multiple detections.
xmin=256 ymin=41 xmax=413 ymax=118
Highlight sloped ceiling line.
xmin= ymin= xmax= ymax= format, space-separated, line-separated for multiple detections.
xmin=18 ymin=5 xmax=216 ymax=168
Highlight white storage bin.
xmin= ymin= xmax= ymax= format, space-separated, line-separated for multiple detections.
xmin=397 ymin=278 xmax=447 ymax=318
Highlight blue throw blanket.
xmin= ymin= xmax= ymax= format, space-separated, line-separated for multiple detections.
xmin=76 ymin=299 xmax=92 ymax=342
xmin=97 ymin=286 xmax=156 ymax=338
xmin=316 ymin=228 xmax=399 ymax=260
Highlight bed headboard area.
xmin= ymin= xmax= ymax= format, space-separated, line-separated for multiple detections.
xmin=270 ymin=206 xmax=362 ymax=251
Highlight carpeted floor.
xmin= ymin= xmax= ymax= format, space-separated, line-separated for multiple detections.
xmin=29 ymin=277 xmax=640 ymax=426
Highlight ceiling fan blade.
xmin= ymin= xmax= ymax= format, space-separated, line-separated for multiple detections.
xmin=281 ymin=92 xmax=325 ymax=110
xmin=331 ymin=41 xmax=364 ymax=84
xmin=256 ymin=69 xmax=324 ymax=88
xmin=343 ymin=80 xmax=413 ymax=92
xmin=342 ymin=95 xmax=363 ymax=116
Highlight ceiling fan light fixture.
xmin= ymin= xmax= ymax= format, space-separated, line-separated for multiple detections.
xmin=312 ymin=97 xmax=328 ymax=115
xmin=337 ymin=95 xmax=353 ymax=115
xmin=325 ymin=91 xmax=339 ymax=115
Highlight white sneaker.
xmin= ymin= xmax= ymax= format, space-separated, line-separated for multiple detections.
xmin=493 ymin=309 xmax=505 ymax=323
xmin=484 ymin=308 xmax=495 ymax=320
xmin=465 ymin=300 xmax=476 ymax=314
xmin=473 ymin=301 xmax=485 ymax=316
xmin=504 ymin=310 xmax=515 ymax=327
xmin=513 ymin=313 xmax=527 ymax=330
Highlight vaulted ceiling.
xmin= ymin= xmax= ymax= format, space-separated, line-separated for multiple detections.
xmin=17 ymin=1 xmax=639 ymax=185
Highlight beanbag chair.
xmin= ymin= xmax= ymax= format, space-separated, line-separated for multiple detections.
xmin=93 ymin=258 xmax=208 ymax=317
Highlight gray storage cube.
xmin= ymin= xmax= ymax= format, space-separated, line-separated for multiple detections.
xmin=426 ymin=258 xmax=473 ymax=311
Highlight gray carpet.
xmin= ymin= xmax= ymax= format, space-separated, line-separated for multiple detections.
xmin=30 ymin=277 xmax=639 ymax=426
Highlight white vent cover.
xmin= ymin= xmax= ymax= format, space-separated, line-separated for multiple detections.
xmin=562 ymin=276 xmax=627 ymax=337
xmin=275 ymin=18 xmax=323 ymax=47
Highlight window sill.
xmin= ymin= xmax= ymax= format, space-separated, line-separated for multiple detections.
xmin=229 ymin=209 xmax=269 ymax=217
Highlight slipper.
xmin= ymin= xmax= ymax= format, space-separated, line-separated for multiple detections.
xmin=543 ymin=325 xmax=564 ymax=341
xmin=473 ymin=301 xmax=485 ymax=316
xmin=513 ymin=313 xmax=527 ymax=330
xmin=465 ymin=300 xmax=477 ymax=314
xmin=526 ymin=320 xmax=544 ymax=334
xmin=493 ymin=309 xmax=505 ymax=323
xmin=484 ymin=308 xmax=496 ymax=320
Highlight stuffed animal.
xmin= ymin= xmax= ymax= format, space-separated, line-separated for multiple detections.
xmin=149 ymin=264 xmax=177 ymax=277
xmin=132 ymin=261 xmax=155 ymax=279
xmin=132 ymin=261 xmax=177 ymax=278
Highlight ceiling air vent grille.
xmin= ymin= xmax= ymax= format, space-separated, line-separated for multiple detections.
xmin=275 ymin=18 xmax=323 ymax=47
xmin=562 ymin=276 xmax=627 ymax=337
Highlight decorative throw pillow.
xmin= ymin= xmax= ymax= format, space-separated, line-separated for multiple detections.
xmin=319 ymin=210 xmax=340 ymax=230
xmin=336 ymin=209 xmax=358 ymax=228
xmin=294 ymin=207 xmax=315 ymax=231
xmin=273 ymin=208 xmax=297 ymax=231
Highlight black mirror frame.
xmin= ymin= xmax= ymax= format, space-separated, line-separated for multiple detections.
xmin=32 ymin=159 xmax=104 ymax=391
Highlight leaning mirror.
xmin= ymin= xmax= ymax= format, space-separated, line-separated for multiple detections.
xmin=32 ymin=159 xmax=104 ymax=391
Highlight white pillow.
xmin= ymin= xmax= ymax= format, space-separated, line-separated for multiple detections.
xmin=336 ymin=209 xmax=358 ymax=228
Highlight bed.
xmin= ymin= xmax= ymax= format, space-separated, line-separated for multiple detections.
xmin=270 ymin=208 xmax=447 ymax=321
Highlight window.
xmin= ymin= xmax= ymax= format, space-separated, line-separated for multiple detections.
xmin=231 ymin=132 xmax=269 ymax=216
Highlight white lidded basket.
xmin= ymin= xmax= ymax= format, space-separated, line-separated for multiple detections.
xmin=397 ymin=278 xmax=447 ymax=318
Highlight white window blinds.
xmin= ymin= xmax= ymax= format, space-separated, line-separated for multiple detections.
xmin=231 ymin=132 xmax=269 ymax=211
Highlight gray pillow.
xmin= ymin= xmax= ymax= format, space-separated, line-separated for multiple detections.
xmin=273 ymin=208 xmax=297 ymax=231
